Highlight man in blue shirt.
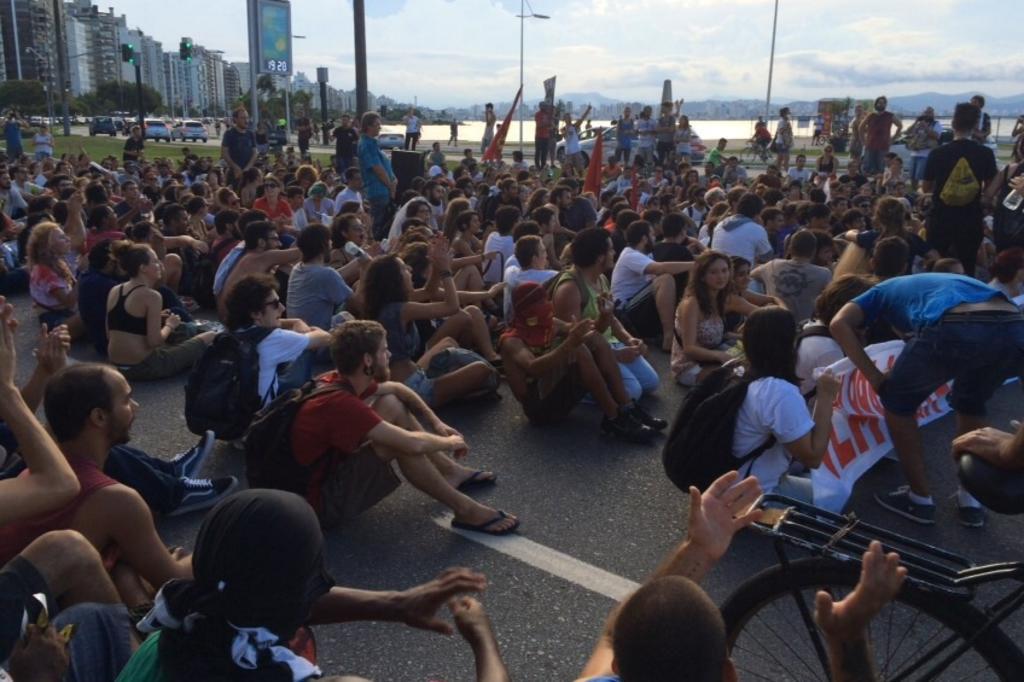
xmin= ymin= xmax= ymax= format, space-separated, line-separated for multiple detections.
xmin=3 ymin=113 xmax=25 ymax=158
xmin=357 ymin=111 xmax=396 ymax=241
xmin=220 ymin=108 xmax=257 ymax=188
xmin=830 ymin=273 xmax=1024 ymax=527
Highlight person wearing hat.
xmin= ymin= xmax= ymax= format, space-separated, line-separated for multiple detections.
xmin=499 ymin=282 xmax=657 ymax=443
xmin=118 ymin=489 xmax=510 ymax=680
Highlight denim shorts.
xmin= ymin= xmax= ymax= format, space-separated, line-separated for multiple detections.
xmin=404 ymin=367 xmax=436 ymax=406
xmin=879 ymin=313 xmax=1024 ymax=416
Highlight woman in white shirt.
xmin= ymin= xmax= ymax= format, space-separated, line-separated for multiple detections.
xmin=732 ymin=306 xmax=840 ymax=501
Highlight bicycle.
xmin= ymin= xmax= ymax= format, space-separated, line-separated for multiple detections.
xmin=740 ymin=141 xmax=770 ymax=165
xmin=721 ymin=487 xmax=1024 ymax=680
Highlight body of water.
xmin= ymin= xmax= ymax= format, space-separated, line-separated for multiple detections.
xmin=383 ymin=117 xmax=1021 ymax=145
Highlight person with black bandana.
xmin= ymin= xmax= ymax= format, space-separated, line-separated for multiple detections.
xmin=118 ymin=489 xmax=510 ymax=681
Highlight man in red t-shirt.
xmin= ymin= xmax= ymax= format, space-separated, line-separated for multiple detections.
xmin=534 ymin=103 xmax=554 ymax=170
xmin=290 ymin=320 xmax=519 ymax=535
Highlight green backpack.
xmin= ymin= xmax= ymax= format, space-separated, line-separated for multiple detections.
xmin=939 ymin=157 xmax=981 ymax=207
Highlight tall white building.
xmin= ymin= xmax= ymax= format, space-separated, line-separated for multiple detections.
xmin=65 ymin=13 xmax=93 ymax=95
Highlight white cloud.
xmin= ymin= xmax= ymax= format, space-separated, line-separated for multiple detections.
xmin=100 ymin=0 xmax=1022 ymax=105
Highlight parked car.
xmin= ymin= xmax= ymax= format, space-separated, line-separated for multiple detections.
xmin=267 ymin=126 xmax=288 ymax=150
xmin=378 ymin=132 xmax=406 ymax=150
xmin=143 ymin=119 xmax=172 ymax=143
xmin=89 ymin=116 xmax=117 ymax=137
xmin=172 ymin=120 xmax=209 ymax=143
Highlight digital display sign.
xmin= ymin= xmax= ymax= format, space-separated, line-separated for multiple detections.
xmin=257 ymin=0 xmax=292 ymax=75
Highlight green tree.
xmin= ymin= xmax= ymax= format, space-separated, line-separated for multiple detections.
xmin=93 ymin=81 xmax=163 ymax=115
xmin=0 ymin=81 xmax=47 ymax=114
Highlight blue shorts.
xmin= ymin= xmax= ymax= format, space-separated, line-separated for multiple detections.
xmin=879 ymin=313 xmax=1024 ymax=417
xmin=404 ymin=367 xmax=436 ymax=406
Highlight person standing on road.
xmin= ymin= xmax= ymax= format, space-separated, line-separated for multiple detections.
xmin=970 ymin=95 xmax=992 ymax=145
xmin=358 ymin=111 xmax=397 ymax=241
xmin=122 ymin=125 xmax=145 ymax=165
xmin=615 ymin=106 xmax=636 ymax=166
xmin=221 ymin=108 xmax=257 ymax=190
xmin=448 ymin=118 xmax=458 ymax=145
xmin=922 ymin=102 xmax=997 ymax=277
xmin=481 ymin=103 xmax=496 ymax=155
xmin=655 ymin=101 xmax=677 ymax=167
xmin=534 ymin=103 xmax=554 ymax=169
xmin=849 ymin=103 xmax=866 ymax=160
xmin=403 ymin=107 xmax=421 ymax=151
xmin=31 ymin=125 xmax=53 ymax=161
xmin=774 ymin=107 xmax=794 ymax=171
xmin=332 ymin=113 xmax=359 ymax=175
xmin=830 ymin=273 xmax=1024 ymax=528
xmin=296 ymin=112 xmax=313 ymax=159
xmin=905 ymin=107 xmax=943 ymax=191
xmin=860 ymin=96 xmax=902 ymax=176
xmin=3 ymin=112 xmax=26 ymax=159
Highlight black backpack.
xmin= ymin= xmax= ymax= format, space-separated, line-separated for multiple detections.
xmin=245 ymin=380 xmax=345 ymax=494
xmin=662 ymin=365 xmax=775 ymax=492
xmin=994 ymin=163 xmax=1024 ymax=252
xmin=184 ymin=326 xmax=272 ymax=439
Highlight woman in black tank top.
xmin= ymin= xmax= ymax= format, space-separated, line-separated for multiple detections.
xmin=105 ymin=243 xmax=216 ymax=381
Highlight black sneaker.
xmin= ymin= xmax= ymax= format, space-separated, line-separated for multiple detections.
xmin=957 ymin=504 xmax=987 ymax=528
xmin=168 ymin=477 xmax=239 ymax=517
xmin=874 ymin=486 xmax=936 ymax=525
xmin=628 ymin=403 xmax=668 ymax=431
xmin=170 ymin=430 xmax=216 ymax=479
xmin=601 ymin=413 xmax=656 ymax=444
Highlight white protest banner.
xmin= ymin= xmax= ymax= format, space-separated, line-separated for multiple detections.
xmin=810 ymin=341 xmax=953 ymax=512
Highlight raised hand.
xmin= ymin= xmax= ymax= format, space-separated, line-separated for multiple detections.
xmin=686 ymin=471 xmax=763 ymax=562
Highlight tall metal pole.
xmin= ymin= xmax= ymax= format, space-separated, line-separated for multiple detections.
xmin=764 ymin=0 xmax=779 ymax=121
xmin=9 ymin=0 xmax=22 ymax=79
xmin=52 ymin=0 xmax=70 ymax=135
xmin=247 ymin=0 xmax=258 ymax=122
xmin=353 ymin=0 xmax=367 ymax=115
xmin=518 ymin=0 xmax=524 ymax=152
xmin=134 ymin=61 xmax=144 ymax=128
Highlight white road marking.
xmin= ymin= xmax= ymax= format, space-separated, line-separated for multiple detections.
xmin=432 ymin=512 xmax=639 ymax=602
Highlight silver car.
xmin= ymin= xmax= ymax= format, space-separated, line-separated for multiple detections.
xmin=378 ymin=132 xmax=406 ymax=150
xmin=172 ymin=120 xmax=209 ymax=143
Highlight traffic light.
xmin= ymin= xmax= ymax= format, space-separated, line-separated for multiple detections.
xmin=179 ymin=39 xmax=193 ymax=62
xmin=121 ymin=43 xmax=134 ymax=64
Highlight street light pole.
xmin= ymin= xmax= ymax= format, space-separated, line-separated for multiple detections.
xmin=765 ymin=0 xmax=779 ymax=121
xmin=9 ymin=0 xmax=22 ymax=79
xmin=516 ymin=1 xmax=549 ymax=153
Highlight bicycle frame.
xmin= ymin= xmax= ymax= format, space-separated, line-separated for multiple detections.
xmin=748 ymin=494 xmax=1024 ymax=680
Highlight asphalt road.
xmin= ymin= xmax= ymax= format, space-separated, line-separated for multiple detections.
xmin=7 ymin=289 xmax=1024 ymax=681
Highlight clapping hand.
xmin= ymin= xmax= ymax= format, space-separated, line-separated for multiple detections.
xmin=33 ymin=323 xmax=69 ymax=375
xmin=815 ymin=541 xmax=906 ymax=642
xmin=396 ymin=568 xmax=488 ymax=635
xmin=687 ymin=471 xmax=763 ymax=563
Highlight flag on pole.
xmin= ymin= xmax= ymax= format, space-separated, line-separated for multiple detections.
xmin=583 ymin=128 xmax=604 ymax=196
xmin=482 ymin=86 xmax=522 ymax=163
xmin=543 ymin=76 xmax=556 ymax=107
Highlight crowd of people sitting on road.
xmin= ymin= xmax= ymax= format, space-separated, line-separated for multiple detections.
xmin=0 ymin=93 xmax=1023 ymax=680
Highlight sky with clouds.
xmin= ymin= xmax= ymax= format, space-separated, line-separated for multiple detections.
xmin=101 ymin=0 xmax=1021 ymax=106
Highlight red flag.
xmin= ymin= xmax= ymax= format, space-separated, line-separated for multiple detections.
xmin=482 ymin=86 xmax=522 ymax=163
xmin=630 ymin=166 xmax=639 ymax=210
xmin=583 ymin=128 xmax=604 ymax=195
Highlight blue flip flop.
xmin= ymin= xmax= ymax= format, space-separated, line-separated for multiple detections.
xmin=451 ymin=510 xmax=519 ymax=536
xmin=456 ymin=470 xmax=498 ymax=492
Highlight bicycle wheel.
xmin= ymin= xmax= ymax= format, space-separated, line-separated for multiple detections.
xmin=720 ymin=557 xmax=1019 ymax=681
